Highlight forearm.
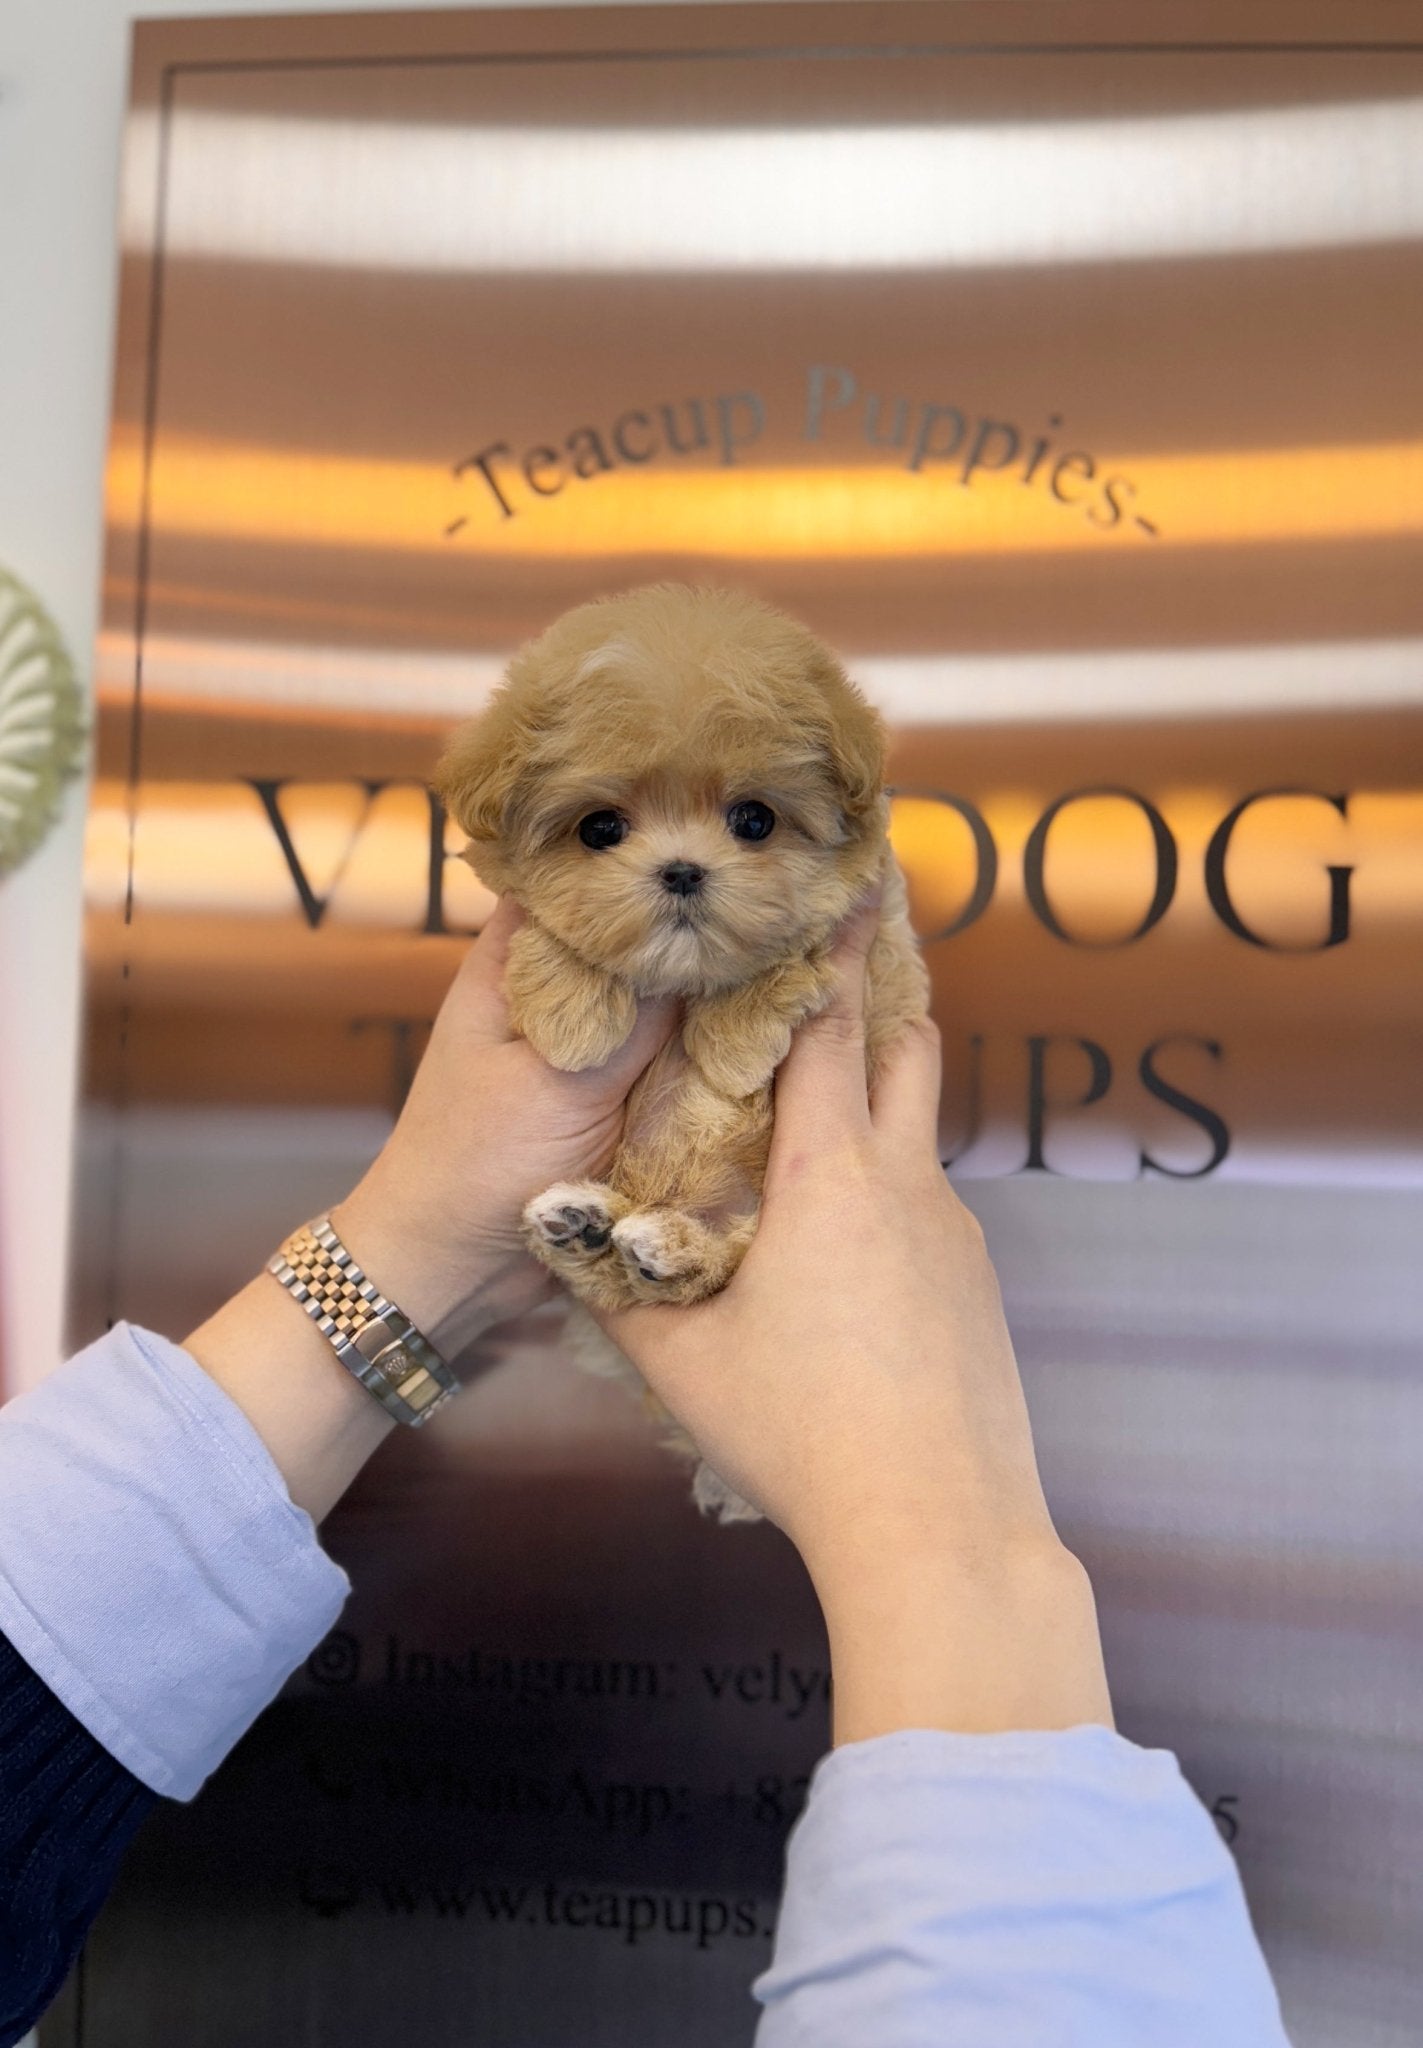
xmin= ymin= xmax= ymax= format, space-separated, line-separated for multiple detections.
xmin=812 ymin=1536 xmax=1113 ymax=1745
xmin=183 ymin=1270 xmax=394 ymax=1527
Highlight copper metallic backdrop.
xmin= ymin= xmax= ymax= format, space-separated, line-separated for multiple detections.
xmin=62 ymin=6 xmax=1423 ymax=2045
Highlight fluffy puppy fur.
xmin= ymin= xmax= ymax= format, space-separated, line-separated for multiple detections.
xmin=435 ymin=583 xmax=928 ymax=1519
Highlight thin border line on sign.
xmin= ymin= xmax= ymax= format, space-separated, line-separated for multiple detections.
xmin=104 ymin=31 xmax=1423 ymax=1336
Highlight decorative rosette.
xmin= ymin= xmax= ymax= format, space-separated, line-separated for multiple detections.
xmin=0 ymin=567 xmax=87 ymax=878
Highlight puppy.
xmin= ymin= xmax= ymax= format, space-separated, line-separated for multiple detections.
xmin=435 ymin=583 xmax=929 ymax=1518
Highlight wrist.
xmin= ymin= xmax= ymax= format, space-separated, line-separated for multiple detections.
xmin=811 ymin=1534 xmax=1113 ymax=1744
xmin=185 ymin=1273 xmax=394 ymax=1524
xmin=329 ymin=1181 xmax=506 ymax=1361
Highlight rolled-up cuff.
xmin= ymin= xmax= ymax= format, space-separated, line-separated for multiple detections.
xmin=0 ymin=1322 xmax=349 ymax=1800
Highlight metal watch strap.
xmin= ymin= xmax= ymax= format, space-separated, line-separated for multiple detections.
xmin=266 ymin=1215 xmax=459 ymax=1426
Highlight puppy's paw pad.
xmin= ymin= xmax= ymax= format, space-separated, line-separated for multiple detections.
xmin=611 ymin=1212 xmax=705 ymax=1285
xmin=524 ymin=1184 xmax=615 ymax=1254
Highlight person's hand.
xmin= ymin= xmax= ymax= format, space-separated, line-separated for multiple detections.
xmin=590 ymin=899 xmax=1050 ymax=1568
xmin=591 ymin=902 xmax=1112 ymax=1740
xmin=334 ymin=897 xmax=677 ymax=1357
xmin=187 ymin=899 xmax=674 ymax=1523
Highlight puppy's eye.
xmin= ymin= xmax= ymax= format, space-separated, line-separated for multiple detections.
xmin=727 ymin=800 xmax=776 ymax=843
xmin=578 ymin=809 xmax=628 ymax=851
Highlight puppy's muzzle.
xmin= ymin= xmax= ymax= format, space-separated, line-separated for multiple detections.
xmin=660 ymin=860 xmax=706 ymax=899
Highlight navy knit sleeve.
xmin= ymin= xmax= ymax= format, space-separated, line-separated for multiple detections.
xmin=0 ymin=1629 xmax=156 ymax=2048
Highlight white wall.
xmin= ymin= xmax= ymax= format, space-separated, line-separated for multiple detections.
xmin=0 ymin=0 xmax=757 ymax=1390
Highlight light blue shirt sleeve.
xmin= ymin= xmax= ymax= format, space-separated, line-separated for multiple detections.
xmin=755 ymin=1724 xmax=1292 ymax=2047
xmin=0 ymin=1321 xmax=349 ymax=1801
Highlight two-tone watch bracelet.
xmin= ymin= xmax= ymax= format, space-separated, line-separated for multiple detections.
xmin=266 ymin=1215 xmax=459 ymax=1427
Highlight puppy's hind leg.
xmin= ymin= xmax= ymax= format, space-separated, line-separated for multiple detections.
xmin=610 ymin=1208 xmax=755 ymax=1307
xmin=523 ymin=1181 xmax=629 ymax=1296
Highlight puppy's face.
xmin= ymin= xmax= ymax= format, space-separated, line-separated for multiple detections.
xmin=437 ymin=586 xmax=886 ymax=997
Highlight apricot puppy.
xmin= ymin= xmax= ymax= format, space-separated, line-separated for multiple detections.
xmin=435 ymin=583 xmax=928 ymax=1517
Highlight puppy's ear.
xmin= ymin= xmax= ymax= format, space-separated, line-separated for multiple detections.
xmin=433 ymin=688 xmax=531 ymax=848
xmin=814 ymin=657 xmax=887 ymax=830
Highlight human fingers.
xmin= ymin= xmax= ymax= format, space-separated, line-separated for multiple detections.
xmin=869 ymin=1013 xmax=944 ymax=1158
xmin=768 ymin=889 xmax=881 ymax=1157
xmin=442 ymin=895 xmax=525 ymax=1043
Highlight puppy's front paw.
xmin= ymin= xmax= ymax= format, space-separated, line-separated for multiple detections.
xmin=682 ymin=955 xmax=835 ymax=1099
xmin=507 ymin=928 xmax=637 ymax=1072
xmin=524 ymin=1181 xmax=623 ymax=1264
xmin=683 ymin=1023 xmax=786 ymax=1102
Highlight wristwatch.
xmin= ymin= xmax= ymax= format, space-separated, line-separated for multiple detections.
xmin=266 ymin=1214 xmax=459 ymax=1426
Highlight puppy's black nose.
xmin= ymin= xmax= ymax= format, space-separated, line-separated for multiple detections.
xmin=660 ymin=860 xmax=706 ymax=898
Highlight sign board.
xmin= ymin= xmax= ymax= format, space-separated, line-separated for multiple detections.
xmin=64 ymin=6 xmax=1423 ymax=2043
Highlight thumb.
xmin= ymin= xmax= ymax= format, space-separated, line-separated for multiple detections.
xmin=768 ymin=889 xmax=881 ymax=1159
xmin=441 ymin=895 xmax=524 ymax=1045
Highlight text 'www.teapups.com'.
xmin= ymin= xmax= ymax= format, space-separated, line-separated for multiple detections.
xmin=297 ymin=1867 xmax=776 ymax=1947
